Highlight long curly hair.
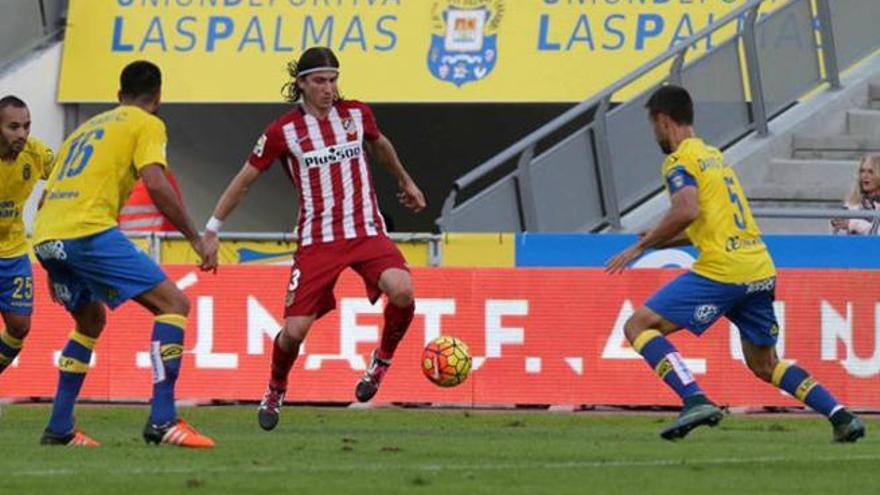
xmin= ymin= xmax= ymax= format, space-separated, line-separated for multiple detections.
xmin=281 ymin=47 xmax=341 ymax=103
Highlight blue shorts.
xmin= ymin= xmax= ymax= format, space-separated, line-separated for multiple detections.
xmin=34 ymin=228 xmax=166 ymax=312
xmin=645 ymin=271 xmax=779 ymax=347
xmin=0 ymin=255 xmax=34 ymax=315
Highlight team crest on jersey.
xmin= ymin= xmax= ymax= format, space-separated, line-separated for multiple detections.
xmin=22 ymin=163 xmax=32 ymax=181
xmin=341 ymin=117 xmax=358 ymax=139
xmin=427 ymin=0 xmax=504 ymax=87
xmin=693 ymin=304 xmax=719 ymax=324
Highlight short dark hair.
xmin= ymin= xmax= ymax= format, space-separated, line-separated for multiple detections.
xmin=0 ymin=95 xmax=27 ymax=113
xmin=645 ymin=85 xmax=694 ymax=125
xmin=282 ymin=47 xmax=341 ymax=103
xmin=120 ymin=60 xmax=162 ymax=99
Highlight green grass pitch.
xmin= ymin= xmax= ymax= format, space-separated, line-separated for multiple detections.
xmin=0 ymin=405 xmax=876 ymax=494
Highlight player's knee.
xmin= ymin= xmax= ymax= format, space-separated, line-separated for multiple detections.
xmin=5 ymin=319 xmax=31 ymax=339
xmin=749 ymin=362 xmax=775 ymax=383
xmin=386 ymin=281 xmax=414 ymax=307
xmin=283 ymin=323 xmax=310 ymax=345
xmin=76 ymin=311 xmax=106 ymax=339
xmin=623 ymin=317 xmax=647 ymax=344
xmin=91 ymin=311 xmax=107 ymax=334
xmin=167 ymin=293 xmax=191 ymax=317
xmin=389 ymin=288 xmax=414 ymax=308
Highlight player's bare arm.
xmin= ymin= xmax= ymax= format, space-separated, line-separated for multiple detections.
xmin=606 ymin=186 xmax=698 ymax=274
xmin=365 ymin=134 xmax=426 ymax=212
xmin=202 ymin=162 xmax=263 ymax=270
xmin=141 ymin=164 xmax=206 ymax=266
xmin=640 ymin=229 xmax=691 ymax=249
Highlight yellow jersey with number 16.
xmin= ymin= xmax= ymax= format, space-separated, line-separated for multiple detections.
xmin=34 ymin=105 xmax=167 ymax=243
xmin=661 ymin=138 xmax=775 ymax=284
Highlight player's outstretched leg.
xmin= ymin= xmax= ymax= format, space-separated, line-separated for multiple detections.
xmin=258 ymin=317 xmax=310 ymax=431
xmin=770 ymin=361 xmax=865 ymax=443
xmin=136 ymin=281 xmax=214 ymax=448
xmin=741 ymin=339 xmax=865 ymax=443
xmin=141 ymin=313 xmax=214 ymax=448
xmin=356 ymin=300 xmax=414 ymax=403
xmin=41 ymin=328 xmax=101 ymax=447
xmin=258 ymin=332 xmax=299 ymax=431
xmin=631 ymin=328 xmax=722 ymax=440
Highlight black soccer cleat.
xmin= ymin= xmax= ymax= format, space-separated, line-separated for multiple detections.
xmin=257 ymin=385 xmax=286 ymax=431
xmin=832 ymin=414 xmax=866 ymax=443
xmin=355 ymin=350 xmax=390 ymax=403
xmin=660 ymin=403 xmax=723 ymax=441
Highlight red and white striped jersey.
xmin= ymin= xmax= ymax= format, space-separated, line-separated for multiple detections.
xmin=248 ymin=100 xmax=387 ymax=246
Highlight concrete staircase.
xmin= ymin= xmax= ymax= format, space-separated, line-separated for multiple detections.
xmin=740 ymin=81 xmax=880 ymax=233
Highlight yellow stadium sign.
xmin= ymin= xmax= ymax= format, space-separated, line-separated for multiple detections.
xmin=59 ymin=0 xmax=777 ymax=103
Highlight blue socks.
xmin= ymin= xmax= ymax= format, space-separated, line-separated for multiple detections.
xmin=633 ymin=330 xmax=705 ymax=400
xmin=149 ymin=314 xmax=186 ymax=426
xmin=772 ymin=361 xmax=841 ymax=417
xmin=47 ymin=330 xmax=95 ymax=435
xmin=632 ymin=331 xmax=843 ymax=418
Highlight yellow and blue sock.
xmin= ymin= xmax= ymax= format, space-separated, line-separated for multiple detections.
xmin=47 ymin=330 xmax=95 ymax=434
xmin=633 ymin=329 xmax=705 ymax=401
xmin=149 ymin=314 xmax=186 ymax=426
xmin=0 ymin=329 xmax=23 ymax=374
xmin=772 ymin=361 xmax=842 ymax=418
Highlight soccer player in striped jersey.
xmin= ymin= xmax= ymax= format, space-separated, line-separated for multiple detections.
xmin=202 ymin=47 xmax=426 ymax=430
xmin=607 ymin=85 xmax=864 ymax=443
xmin=33 ymin=61 xmax=214 ymax=448
xmin=0 ymin=96 xmax=54 ymax=376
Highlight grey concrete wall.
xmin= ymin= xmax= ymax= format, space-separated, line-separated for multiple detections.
xmin=76 ymin=103 xmax=572 ymax=232
xmin=0 ymin=1 xmax=44 ymax=65
xmin=621 ymin=52 xmax=880 ymax=235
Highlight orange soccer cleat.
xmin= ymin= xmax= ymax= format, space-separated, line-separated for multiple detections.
xmin=143 ymin=418 xmax=215 ymax=449
xmin=40 ymin=429 xmax=101 ymax=447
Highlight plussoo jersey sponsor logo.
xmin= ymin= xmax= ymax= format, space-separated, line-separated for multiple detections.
xmin=302 ymin=141 xmax=362 ymax=168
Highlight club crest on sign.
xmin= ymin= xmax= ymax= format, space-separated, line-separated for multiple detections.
xmin=427 ymin=0 xmax=504 ymax=88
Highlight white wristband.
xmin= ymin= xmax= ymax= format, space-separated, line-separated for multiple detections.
xmin=206 ymin=216 xmax=223 ymax=233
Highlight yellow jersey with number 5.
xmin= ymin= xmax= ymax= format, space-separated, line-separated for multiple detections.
xmin=34 ymin=106 xmax=167 ymax=243
xmin=0 ymin=137 xmax=55 ymax=258
xmin=661 ymin=138 xmax=775 ymax=283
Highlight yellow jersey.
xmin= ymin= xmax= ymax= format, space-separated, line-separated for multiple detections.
xmin=0 ymin=137 xmax=55 ymax=258
xmin=34 ymin=106 xmax=167 ymax=243
xmin=661 ymin=138 xmax=775 ymax=283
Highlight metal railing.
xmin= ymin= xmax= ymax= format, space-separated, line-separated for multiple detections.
xmin=752 ymin=208 xmax=880 ymax=220
xmin=0 ymin=0 xmax=66 ymax=73
xmin=125 ymin=231 xmax=444 ymax=266
xmin=436 ymin=0 xmax=870 ymax=234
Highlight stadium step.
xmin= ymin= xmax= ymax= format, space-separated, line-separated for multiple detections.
xmin=744 ymin=158 xmax=855 ymax=202
xmin=792 ymin=134 xmax=880 ymax=160
xmin=869 ymin=83 xmax=880 ymax=110
xmin=846 ymin=109 xmax=880 ymax=135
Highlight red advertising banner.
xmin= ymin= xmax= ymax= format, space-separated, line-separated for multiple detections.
xmin=2 ymin=267 xmax=878 ymax=408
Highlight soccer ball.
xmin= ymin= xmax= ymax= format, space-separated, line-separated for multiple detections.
xmin=421 ymin=336 xmax=472 ymax=387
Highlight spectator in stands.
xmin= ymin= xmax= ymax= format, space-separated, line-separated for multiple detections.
xmin=831 ymin=155 xmax=880 ymax=235
xmin=119 ymin=169 xmax=184 ymax=232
